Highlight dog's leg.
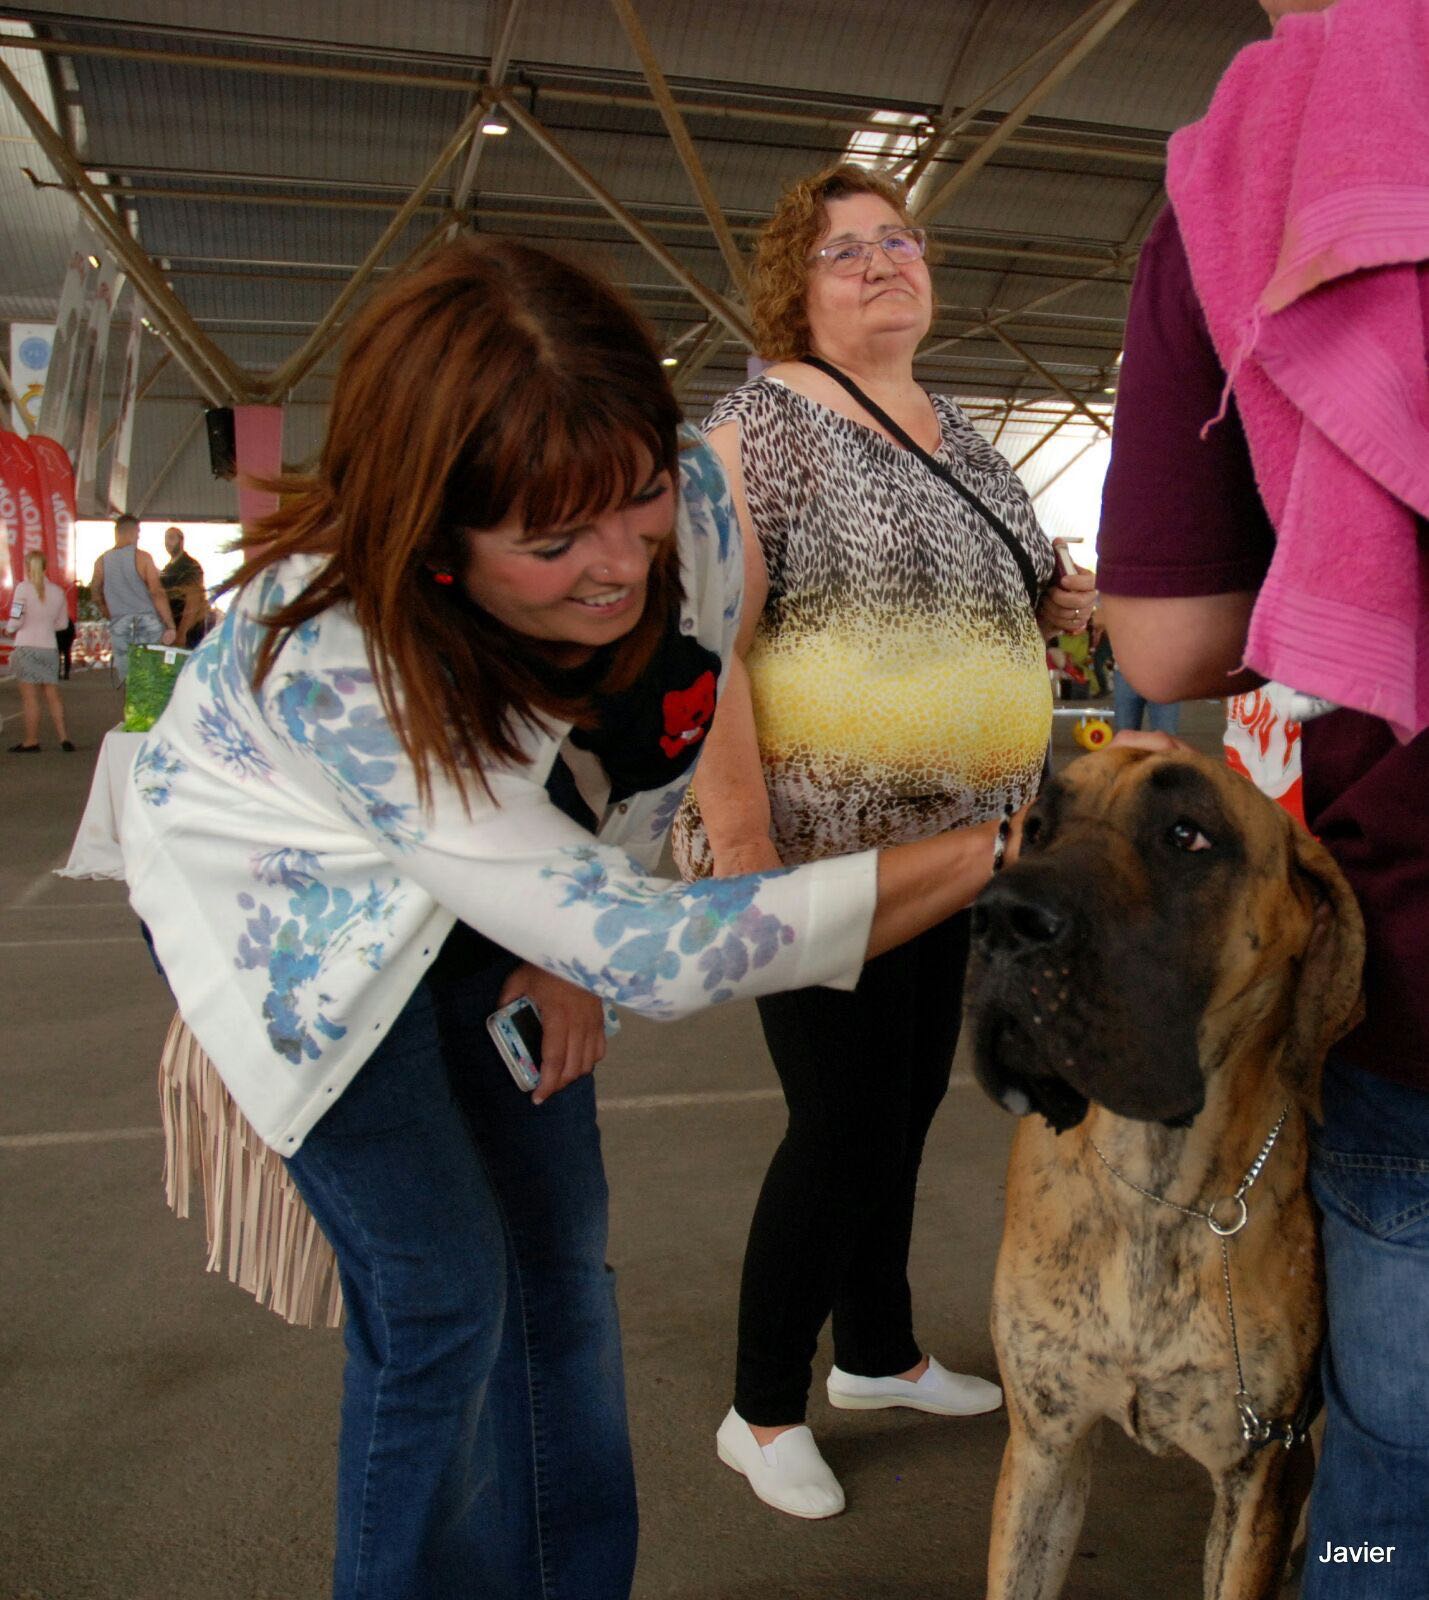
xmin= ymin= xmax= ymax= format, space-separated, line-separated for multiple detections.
xmin=1202 ymin=1438 xmax=1314 ymax=1600
xmin=985 ymin=1413 xmax=1096 ymax=1600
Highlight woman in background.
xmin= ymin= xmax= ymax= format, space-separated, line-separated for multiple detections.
xmin=55 ymin=578 xmax=77 ymax=680
xmin=676 ymin=162 xmax=1094 ymax=1518
xmin=6 ymin=551 xmax=74 ymax=752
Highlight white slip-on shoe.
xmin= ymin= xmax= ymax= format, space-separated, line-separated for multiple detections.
xmin=715 ymin=1407 xmax=846 ymax=1519
xmin=826 ymin=1355 xmax=1003 ymax=1416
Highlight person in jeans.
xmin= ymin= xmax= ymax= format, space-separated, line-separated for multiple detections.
xmin=122 ymin=238 xmax=1034 ymax=1600
xmin=1098 ymin=2 xmax=1429 ymax=1592
xmin=91 ymin=512 xmax=176 ymax=681
xmin=1110 ymin=660 xmax=1182 ymax=735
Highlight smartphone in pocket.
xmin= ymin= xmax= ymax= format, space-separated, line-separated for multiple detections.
xmin=487 ymin=997 xmax=543 ymax=1092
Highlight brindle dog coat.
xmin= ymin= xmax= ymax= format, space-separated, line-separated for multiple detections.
xmin=969 ymin=747 xmax=1364 ymax=1600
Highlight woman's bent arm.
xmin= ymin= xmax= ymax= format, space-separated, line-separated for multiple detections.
xmin=694 ymin=653 xmax=780 ymax=874
xmin=691 ymin=420 xmax=780 ymax=874
xmin=1101 ymin=592 xmax=1260 ymax=702
xmin=866 ymin=816 xmax=1010 ymax=960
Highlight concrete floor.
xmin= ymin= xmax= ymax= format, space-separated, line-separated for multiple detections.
xmin=3 ymin=673 xmax=1258 ymax=1600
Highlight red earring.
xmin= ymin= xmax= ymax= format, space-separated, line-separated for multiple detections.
xmin=431 ymin=570 xmax=455 ymax=586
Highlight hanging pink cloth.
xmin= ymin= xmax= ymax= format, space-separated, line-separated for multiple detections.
xmin=1166 ymin=0 xmax=1429 ymax=740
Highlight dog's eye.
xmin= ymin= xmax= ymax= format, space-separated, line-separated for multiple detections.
xmin=1022 ymin=814 xmax=1044 ymax=848
xmin=1168 ymin=818 xmax=1214 ymax=853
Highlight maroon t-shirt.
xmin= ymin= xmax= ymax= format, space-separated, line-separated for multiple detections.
xmin=1098 ymin=207 xmax=1429 ymax=1089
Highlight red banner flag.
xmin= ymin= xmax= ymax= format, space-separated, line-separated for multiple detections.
xmin=0 ymin=435 xmax=17 ymax=642
xmin=27 ymin=433 xmax=77 ymax=587
xmin=0 ymin=430 xmax=47 ymax=667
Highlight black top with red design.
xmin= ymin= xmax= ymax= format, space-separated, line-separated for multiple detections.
xmin=434 ymin=607 xmax=723 ymax=988
xmin=566 ymin=610 xmax=721 ymax=808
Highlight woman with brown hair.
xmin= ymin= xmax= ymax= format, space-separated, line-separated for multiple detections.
xmin=674 ymin=164 xmax=1095 ymax=1518
xmin=123 ymin=237 xmax=1032 ymax=1598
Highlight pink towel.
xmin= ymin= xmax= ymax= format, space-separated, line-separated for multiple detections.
xmin=1167 ymin=0 xmax=1429 ymax=740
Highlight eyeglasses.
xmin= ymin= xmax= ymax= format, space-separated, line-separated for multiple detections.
xmin=808 ymin=227 xmax=927 ymax=276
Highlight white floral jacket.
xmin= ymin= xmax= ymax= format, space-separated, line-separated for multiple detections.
xmin=122 ymin=436 xmax=876 ymax=1154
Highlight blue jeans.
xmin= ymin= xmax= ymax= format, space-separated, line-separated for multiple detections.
xmin=1302 ymin=1054 xmax=1429 ymax=1597
xmin=1111 ymin=670 xmax=1181 ymax=735
xmin=285 ymin=973 xmax=636 ymax=1600
xmin=109 ymin=610 xmax=165 ymax=684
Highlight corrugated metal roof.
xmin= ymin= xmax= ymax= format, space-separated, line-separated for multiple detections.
xmin=130 ymin=194 xmax=437 ymax=273
xmin=0 ymin=25 xmax=86 ymax=321
xmin=20 ymin=0 xmax=494 ymax=57
xmin=70 ymin=47 xmax=467 ymax=186
xmin=2 ymin=0 xmax=1272 ymax=513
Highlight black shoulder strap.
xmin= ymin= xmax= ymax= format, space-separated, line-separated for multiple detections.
xmin=801 ymin=355 xmax=1042 ymax=609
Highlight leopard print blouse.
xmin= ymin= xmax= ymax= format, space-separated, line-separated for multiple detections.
xmin=673 ymin=375 xmax=1054 ymax=873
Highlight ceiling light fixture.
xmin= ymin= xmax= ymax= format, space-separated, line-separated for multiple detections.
xmin=480 ymin=106 xmax=510 ymax=136
xmin=661 ymin=356 xmax=678 ymax=368
xmin=87 ymin=253 xmax=101 ymax=268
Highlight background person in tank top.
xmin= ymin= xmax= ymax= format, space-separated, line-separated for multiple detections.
xmin=91 ymin=513 xmax=177 ymax=682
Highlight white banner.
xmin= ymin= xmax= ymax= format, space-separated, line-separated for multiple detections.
xmin=8 ymin=323 xmax=53 ymax=434
xmin=107 ymin=297 xmax=146 ymax=513
xmin=36 ymin=232 xmax=96 ymax=451
xmin=75 ymin=257 xmax=125 ymax=515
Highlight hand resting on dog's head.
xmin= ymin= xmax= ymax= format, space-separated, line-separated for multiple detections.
xmin=966 ymin=744 xmax=1364 ymax=1133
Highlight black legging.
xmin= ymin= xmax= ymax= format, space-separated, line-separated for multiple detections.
xmin=733 ymin=910 xmax=971 ymax=1426
xmin=55 ymin=621 xmax=75 ymax=680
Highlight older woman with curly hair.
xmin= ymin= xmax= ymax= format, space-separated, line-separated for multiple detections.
xmin=674 ymin=162 xmax=1094 ymax=1518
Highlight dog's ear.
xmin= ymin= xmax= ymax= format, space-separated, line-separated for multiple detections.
xmin=1273 ymin=823 xmax=1365 ymax=1121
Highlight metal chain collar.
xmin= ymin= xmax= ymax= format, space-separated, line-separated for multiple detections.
xmin=1089 ymin=1108 xmax=1310 ymax=1451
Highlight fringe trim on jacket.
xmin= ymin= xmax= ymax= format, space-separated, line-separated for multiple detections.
xmin=159 ymin=1013 xmax=344 ymax=1330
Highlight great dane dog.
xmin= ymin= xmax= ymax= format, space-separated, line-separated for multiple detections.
xmin=968 ymin=746 xmax=1364 ymax=1600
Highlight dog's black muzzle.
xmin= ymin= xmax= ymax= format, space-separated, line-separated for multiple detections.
xmin=967 ymin=862 xmax=1206 ymax=1133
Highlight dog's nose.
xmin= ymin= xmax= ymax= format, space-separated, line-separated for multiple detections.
xmin=971 ymin=879 xmax=1069 ymax=955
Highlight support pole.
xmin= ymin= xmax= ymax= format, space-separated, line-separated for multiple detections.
xmin=0 ymin=31 xmax=1158 ymax=165
xmin=1030 ymin=436 xmax=1102 ymax=502
xmin=99 ymin=350 xmax=172 ymax=453
xmin=905 ymin=0 xmax=999 ymax=197
xmin=136 ymin=413 xmax=204 ymax=515
xmin=335 ymin=218 xmax=457 ymax=326
xmin=1013 ymin=409 xmax=1079 ymax=472
xmin=664 ymin=316 xmax=714 ymax=357
xmin=74 ymin=190 xmax=239 ymax=406
xmin=0 ymin=359 xmax=33 ymax=434
xmin=985 ymin=323 xmax=1111 ymax=435
xmin=913 ymin=0 xmax=1144 ymax=225
xmin=33 ymin=178 xmax=1146 ymax=270
xmin=0 ymin=58 xmax=245 ymax=406
xmin=609 ymin=0 xmax=748 ymax=296
xmin=256 ymin=219 xmax=463 ymax=410
xmin=918 ymin=256 xmax=1132 ymax=362
xmin=445 ymin=0 xmax=526 ymax=228
xmin=990 ymin=384 xmax=1021 ymax=449
xmin=672 ymin=320 xmax=728 ymax=398
xmin=499 ymin=95 xmax=755 ymax=347
xmin=905 ymin=0 xmax=1122 ymax=197
xmin=233 ymin=405 xmax=285 ymax=543
xmin=260 ymin=105 xmax=488 ymax=401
